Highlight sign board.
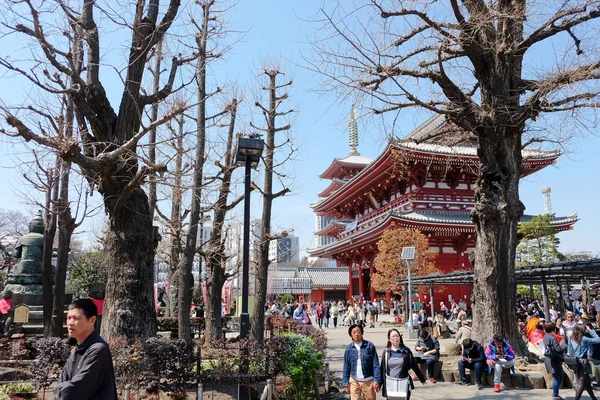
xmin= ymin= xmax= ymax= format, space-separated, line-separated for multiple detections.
xmin=13 ymin=304 xmax=30 ymax=324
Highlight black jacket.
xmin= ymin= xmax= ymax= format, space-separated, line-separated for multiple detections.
xmin=380 ymin=346 xmax=425 ymax=398
xmin=416 ymin=334 xmax=440 ymax=360
xmin=462 ymin=340 xmax=486 ymax=364
xmin=54 ymin=331 xmax=118 ymax=400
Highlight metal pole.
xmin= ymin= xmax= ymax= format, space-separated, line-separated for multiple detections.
xmin=406 ymin=259 xmax=413 ymax=336
xmin=240 ymin=156 xmax=251 ymax=340
xmin=238 ymin=156 xmax=252 ymax=400
xmin=429 ymin=282 xmax=435 ymax=318
xmin=557 ymin=283 xmax=564 ymax=315
xmin=197 ymin=383 xmax=203 ymax=400
xmin=541 ymin=273 xmax=549 ymax=319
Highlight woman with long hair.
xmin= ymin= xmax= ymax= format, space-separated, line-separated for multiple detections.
xmin=568 ymin=324 xmax=600 ymax=400
xmin=380 ymin=328 xmax=426 ymax=399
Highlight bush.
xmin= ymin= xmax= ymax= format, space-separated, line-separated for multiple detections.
xmin=156 ymin=317 xmax=205 ymax=332
xmin=142 ymin=337 xmax=196 ymax=397
xmin=29 ymin=337 xmax=70 ymax=392
xmin=265 ymin=316 xmax=327 ymax=354
xmin=0 ymin=382 xmax=34 ymax=400
xmin=108 ymin=338 xmax=149 ymax=389
xmin=279 ymin=333 xmax=324 ymax=400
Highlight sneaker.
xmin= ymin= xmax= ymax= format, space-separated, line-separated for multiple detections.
xmin=429 ymin=377 xmax=436 ymax=384
xmin=455 ymin=380 xmax=470 ymax=386
xmin=413 ymin=376 xmax=419 ymax=381
xmin=477 ymin=383 xmax=484 ymax=390
xmin=494 ymin=383 xmax=500 ymax=392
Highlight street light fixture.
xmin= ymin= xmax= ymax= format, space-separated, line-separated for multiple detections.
xmin=235 ymin=134 xmax=264 ymax=400
xmin=235 ymin=133 xmax=264 ymax=341
xmin=401 ymin=247 xmax=416 ymax=339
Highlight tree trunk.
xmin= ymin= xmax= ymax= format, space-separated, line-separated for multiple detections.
xmin=204 ymin=99 xmax=238 ymax=346
xmin=147 ymin=39 xmax=162 ymax=219
xmin=471 ymin=129 xmax=527 ymax=354
xmin=166 ymin=114 xmax=185 ymax=319
xmin=251 ymin=74 xmax=277 ymax=345
xmin=42 ymin=164 xmax=59 ymax=337
xmin=51 ymin=161 xmax=74 ymax=337
xmin=102 ymin=187 xmax=157 ymax=339
xmin=177 ymin=1 xmax=211 ymax=340
xmin=250 ymin=70 xmax=292 ymax=345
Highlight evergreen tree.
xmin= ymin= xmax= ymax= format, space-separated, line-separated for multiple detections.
xmin=517 ymin=215 xmax=565 ymax=266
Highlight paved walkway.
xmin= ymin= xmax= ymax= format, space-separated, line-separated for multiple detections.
xmin=323 ymin=313 xmax=563 ymax=399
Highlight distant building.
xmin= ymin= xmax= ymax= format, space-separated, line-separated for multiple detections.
xmin=225 ymin=219 xmax=262 ymax=294
xmin=267 ymin=266 xmax=349 ymax=303
xmin=269 ymin=235 xmax=300 ymax=266
xmin=315 ymin=216 xmax=337 ymax=247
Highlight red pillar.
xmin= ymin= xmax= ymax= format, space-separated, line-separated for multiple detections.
xmin=385 ymin=290 xmax=391 ymax=304
xmin=348 ymin=266 xmax=353 ymax=300
xmin=369 ymin=263 xmax=376 ymax=300
xmin=358 ymin=265 xmax=365 ymax=300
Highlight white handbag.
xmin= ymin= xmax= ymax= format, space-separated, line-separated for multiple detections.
xmin=385 ymin=375 xmax=409 ymax=399
xmin=384 ymin=349 xmax=410 ymax=399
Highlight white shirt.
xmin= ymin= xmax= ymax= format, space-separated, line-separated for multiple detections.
xmin=353 ymin=342 xmax=373 ymax=381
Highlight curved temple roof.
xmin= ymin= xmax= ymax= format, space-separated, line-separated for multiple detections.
xmin=308 ymin=211 xmax=578 ymax=258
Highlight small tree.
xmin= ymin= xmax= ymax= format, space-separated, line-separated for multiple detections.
xmin=66 ymin=251 xmax=109 ymax=298
xmin=517 ymin=214 xmax=565 ymax=266
xmin=372 ymin=227 xmax=438 ymax=293
xmin=373 ymin=227 xmax=438 ymax=319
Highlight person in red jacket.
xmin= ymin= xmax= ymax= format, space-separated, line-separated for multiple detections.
xmin=0 ymin=290 xmax=13 ymax=337
xmin=86 ymin=291 xmax=104 ymax=334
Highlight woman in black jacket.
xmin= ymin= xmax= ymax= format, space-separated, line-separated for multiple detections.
xmin=380 ymin=328 xmax=426 ymax=399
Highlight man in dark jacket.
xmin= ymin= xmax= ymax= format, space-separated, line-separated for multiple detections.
xmin=414 ymin=330 xmax=440 ymax=383
xmin=54 ymin=298 xmax=117 ymax=400
xmin=457 ymin=338 xmax=486 ymax=390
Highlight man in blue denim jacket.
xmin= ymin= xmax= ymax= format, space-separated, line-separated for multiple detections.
xmin=343 ymin=323 xmax=381 ymax=400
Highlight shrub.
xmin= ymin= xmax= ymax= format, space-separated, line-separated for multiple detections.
xmin=279 ymin=333 xmax=324 ymax=400
xmin=0 ymin=382 xmax=34 ymax=400
xmin=156 ymin=317 xmax=205 ymax=332
xmin=142 ymin=338 xmax=196 ymax=395
xmin=108 ymin=338 xmax=149 ymax=389
xmin=28 ymin=337 xmax=70 ymax=393
xmin=266 ymin=316 xmax=328 ymax=354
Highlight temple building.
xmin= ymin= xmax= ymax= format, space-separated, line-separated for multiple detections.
xmin=308 ymin=111 xmax=578 ymax=305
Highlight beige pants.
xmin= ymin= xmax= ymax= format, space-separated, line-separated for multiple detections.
xmin=349 ymin=378 xmax=376 ymax=400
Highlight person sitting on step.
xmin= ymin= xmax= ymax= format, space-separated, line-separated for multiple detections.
xmin=485 ymin=333 xmax=516 ymax=393
xmin=457 ymin=338 xmax=486 ymax=390
xmin=414 ymin=330 xmax=440 ymax=383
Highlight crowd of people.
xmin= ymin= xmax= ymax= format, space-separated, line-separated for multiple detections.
xmin=517 ymin=295 xmax=600 ymax=400
xmin=266 ymin=298 xmax=395 ymax=329
xmin=341 ymin=321 xmax=521 ymax=400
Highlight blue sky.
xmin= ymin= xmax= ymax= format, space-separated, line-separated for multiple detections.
xmin=0 ymin=1 xmax=598 ymax=257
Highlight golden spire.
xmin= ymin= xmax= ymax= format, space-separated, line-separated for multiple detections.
xmin=348 ymin=105 xmax=360 ymax=156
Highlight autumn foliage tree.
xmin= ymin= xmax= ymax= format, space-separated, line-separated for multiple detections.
xmin=372 ymin=227 xmax=438 ymax=299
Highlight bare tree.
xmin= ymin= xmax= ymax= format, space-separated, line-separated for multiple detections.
xmin=154 ymin=112 xmax=190 ymax=318
xmin=0 ymin=209 xmax=29 ymax=245
xmin=202 ymin=98 xmax=244 ymax=345
xmin=0 ymin=0 xmax=185 ymax=339
xmin=177 ymin=0 xmax=215 ymax=340
xmin=250 ymin=68 xmax=296 ymax=344
xmin=311 ymin=0 xmax=600 ymax=351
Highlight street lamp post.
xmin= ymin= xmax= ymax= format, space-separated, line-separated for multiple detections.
xmin=235 ymin=134 xmax=264 ymax=340
xmin=235 ymin=134 xmax=264 ymax=400
xmin=401 ymin=247 xmax=416 ymax=339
